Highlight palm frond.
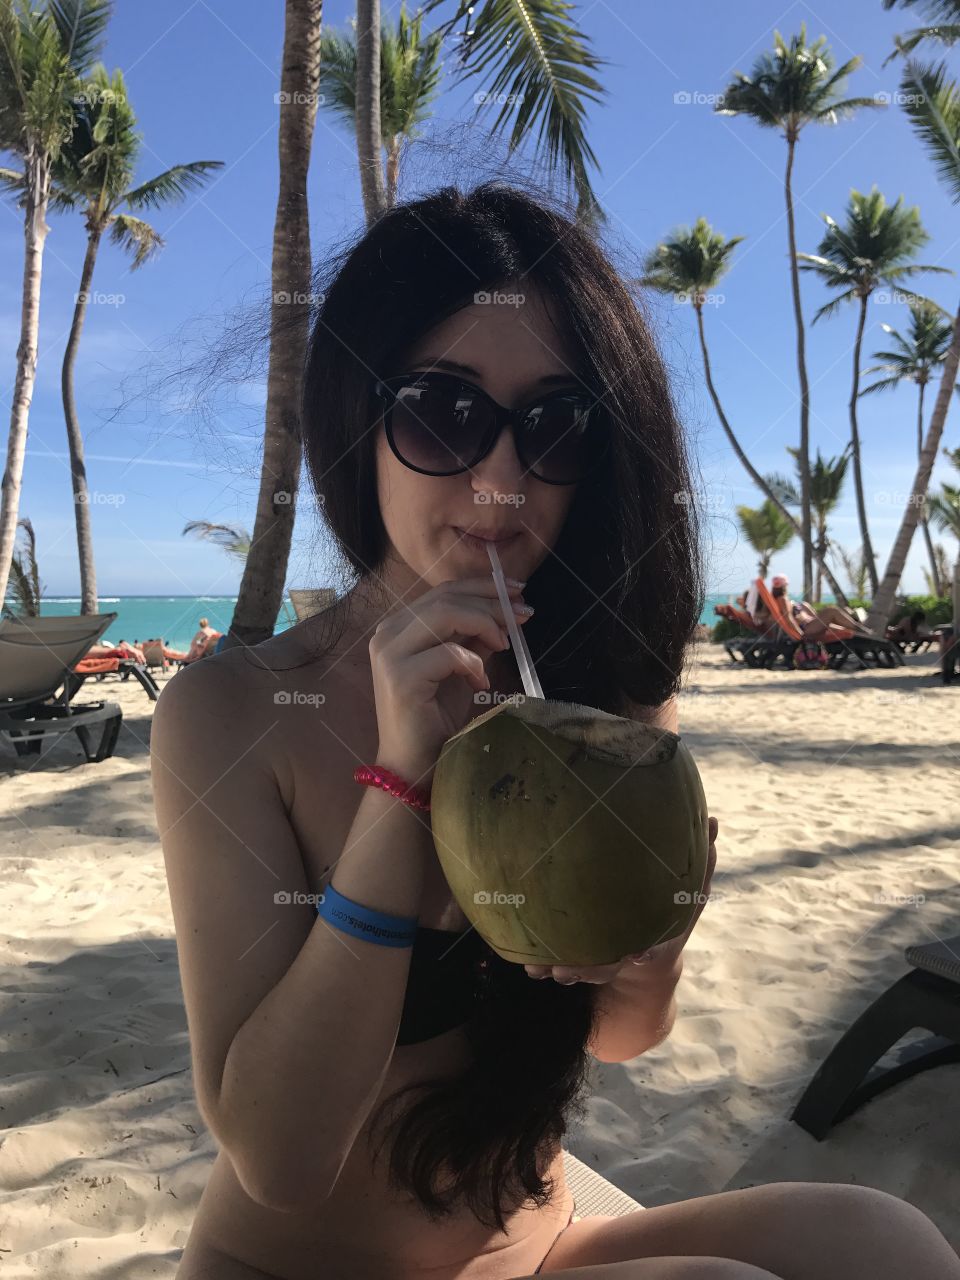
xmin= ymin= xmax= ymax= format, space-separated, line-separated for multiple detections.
xmin=122 ymin=159 xmax=223 ymax=211
xmin=445 ymin=0 xmax=608 ymax=222
xmin=46 ymin=0 xmax=111 ymax=75
xmin=107 ymin=212 xmax=163 ymax=268
xmin=182 ymin=519 xmax=251 ymax=561
xmin=900 ymin=58 xmax=960 ymax=201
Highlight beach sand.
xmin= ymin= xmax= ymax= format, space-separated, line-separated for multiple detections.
xmin=1 ymin=644 xmax=958 ymax=1275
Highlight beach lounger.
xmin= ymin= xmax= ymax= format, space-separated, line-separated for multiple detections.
xmin=561 ymin=1149 xmax=646 ymax=1217
xmin=66 ymin=654 xmax=160 ymax=701
xmin=791 ymin=934 xmax=960 ymax=1140
xmin=755 ymin=579 xmax=903 ymax=672
xmin=713 ymin=604 xmax=795 ymax=668
xmin=0 ymin=613 xmax=123 ymax=762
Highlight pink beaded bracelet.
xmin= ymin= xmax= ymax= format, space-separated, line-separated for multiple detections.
xmin=354 ymin=763 xmax=432 ymax=812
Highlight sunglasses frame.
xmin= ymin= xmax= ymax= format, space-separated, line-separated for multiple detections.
xmin=372 ymin=370 xmax=610 ymax=485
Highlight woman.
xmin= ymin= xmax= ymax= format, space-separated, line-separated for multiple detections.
xmin=151 ymin=183 xmax=958 ymax=1280
xmin=183 ymin=617 xmax=221 ymax=663
xmin=769 ymin=576 xmax=871 ymax=640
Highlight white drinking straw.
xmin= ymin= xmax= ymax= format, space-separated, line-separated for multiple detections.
xmin=486 ymin=541 xmax=544 ymax=700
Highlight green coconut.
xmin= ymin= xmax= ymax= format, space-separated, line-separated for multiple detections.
xmin=430 ymin=696 xmax=709 ymax=966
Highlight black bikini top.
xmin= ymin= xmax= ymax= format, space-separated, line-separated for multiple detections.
xmin=395 ymin=924 xmax=491 ymax=1046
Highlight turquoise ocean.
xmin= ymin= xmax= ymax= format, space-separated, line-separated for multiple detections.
xmin=40 ymin=593 xmax=735 ymax=652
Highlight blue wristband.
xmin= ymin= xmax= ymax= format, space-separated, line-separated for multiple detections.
xmin=316 ymin=882 xmax=417 ymax=947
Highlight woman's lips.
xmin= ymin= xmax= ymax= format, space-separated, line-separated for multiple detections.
xmin=452 ymin=526 xmax=520 ymax=552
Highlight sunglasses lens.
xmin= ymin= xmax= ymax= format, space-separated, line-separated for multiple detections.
xmin=389 ymin=381 xmax=490 ymax=474
xmin=520 ymin=398 xmax=600 ymax=483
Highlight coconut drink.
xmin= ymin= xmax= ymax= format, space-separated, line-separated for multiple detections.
xmin=430 ymin=694 xmax=709 ymax=966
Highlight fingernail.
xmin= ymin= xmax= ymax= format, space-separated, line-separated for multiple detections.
xmin=513 ymin=603 xmax=535 ymax=615
xmin=556 ymin=976 xmax=580 ymax=985
xmin=506 ymin=577 xmax=526 ymax=587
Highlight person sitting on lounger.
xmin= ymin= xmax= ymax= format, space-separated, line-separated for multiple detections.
xmin=770 ymin=575 xmax=872 ymax=638
xmin=885 ymin=609 xmax=933 ymax=645
xmin=87 ymin=639 xmax=147 ymax=664
xmin=183 ymin=618 xmax=221 ymax=663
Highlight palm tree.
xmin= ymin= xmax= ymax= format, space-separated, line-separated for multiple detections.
xmin=736 ymin=499 xmax=795 ymax=576
xmin=319 ymin=2 xmax=443 ymax=209
xmin=865 ymin=37 xmax=960 ymax=630
xmin=927 ymin=467 xmax=960 ymax=625
xmin=640 ymin=216 xmax=851 ymax=604
xmin=0 ymin=0 xmax=111 ymax=609
xmin=416 ymin=0 xmax=608 ymax=227
xmin=1 ymin=65 xmax=223 ymax=615
xmin=860 ymin=299 xmax=955 ymax=593
xmin=5 ymin=517 xmax=42 ymax=616
xmin=837 ymin=544 xmax=871 ymax=599
xmin=716 ymin=24 xmax=884 ymax=600
xmin=355 ymin=0 xmax=386 ymax=224
xmin=922 ymin=540 xmax=952 ymax=592
xmin=796 ymin=186 xmax=951 ymax=596
xmin=226 ymin=0 xmax=322 ymax=650
xmin=769 ymin=445 xmax=852 ymax=602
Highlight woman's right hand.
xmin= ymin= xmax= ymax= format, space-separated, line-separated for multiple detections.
xmin=369 ymin=575 xmax=534 ymax=786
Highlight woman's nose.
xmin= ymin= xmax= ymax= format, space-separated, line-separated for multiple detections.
xmin=471 ymin=421 xmax=528 ymax=496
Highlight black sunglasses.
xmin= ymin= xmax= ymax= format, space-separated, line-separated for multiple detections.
xmin=372 ymin=371 xmax=609 ymax=485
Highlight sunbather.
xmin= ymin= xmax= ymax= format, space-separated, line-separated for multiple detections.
xmin=885 ymin=609 xmax=933 ymax=645
xmin=88 ymin=639 xmax=147 ymax=665
xmin=183 ymin=618 xmax=221 ymax=663
xmin=770 ymin=576 xmax=871 ymax=638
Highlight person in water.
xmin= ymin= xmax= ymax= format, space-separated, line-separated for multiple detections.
xmin=151 ymin=182 xmax=959 ymax=1280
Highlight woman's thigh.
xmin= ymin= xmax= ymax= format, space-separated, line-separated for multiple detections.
xmin=534 ymin=1182 xmax=960 ymax=1280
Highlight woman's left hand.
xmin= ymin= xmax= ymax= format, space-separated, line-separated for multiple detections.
xmin=523 ymin=816 xmax=719 ymax=986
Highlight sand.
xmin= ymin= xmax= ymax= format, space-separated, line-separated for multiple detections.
xmin=1 ymin=644 xmax=958 ymax=1276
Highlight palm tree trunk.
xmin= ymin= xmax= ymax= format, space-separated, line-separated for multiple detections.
xmin=815 ymin=515 xmax=825 ymax=603
xmin=385 ymin=137 xmax=400 ymax=208
xmin=866 ymin=296 xmax=960 ymax=633
xmin=225 ymin=0 xmax=323 ymax=649
xmin=848 ymin=292 xmax=879 ymax=596
xmin=693 ymin=303 xmax=851 ymax=607
xmin=356 ymin=0 xmax=387 ymax=225
xmin=61 ymin=227 xmax=101 ymax=615
xmin=916 ymin=381 xmax=943 ymax=595
xmin=784 ymin=135 xmax=813 ymax=601
xmin=0 ymin=149 xmax=51 ymax=607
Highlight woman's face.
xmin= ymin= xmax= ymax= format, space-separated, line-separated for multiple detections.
xmin=374 ymin=283 xmax=583 ymax=593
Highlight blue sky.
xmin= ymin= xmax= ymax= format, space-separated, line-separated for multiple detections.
xmin=3 ymin=0 xmax=958 ymax=599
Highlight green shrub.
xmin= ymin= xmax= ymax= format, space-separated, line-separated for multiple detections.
xmin=711 ymin=614 xmax=747 ymax=643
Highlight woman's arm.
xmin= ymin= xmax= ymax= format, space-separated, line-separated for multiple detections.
xmin=151 ymin=659 xmax=438 ymax=1212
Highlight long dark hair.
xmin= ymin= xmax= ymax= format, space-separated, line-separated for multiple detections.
xmin=299 ymin=180 xmax=704 ymax=1231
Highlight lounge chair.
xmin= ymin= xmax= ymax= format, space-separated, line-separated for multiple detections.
xmin=0 ymin=613 xmax=123 ymax=762
xmin=561 ymin=1149 xmax=645 ymax=1217
xmin=936 ymin=626 xmax=958 ymax=685
xmin=791 ymin=935 xmax=960 ymax=1140
xmin=713 ymin=601 xmax=797 ymax=669
xmin=66 ymin=653 xmax=160 ymax=701
xmin=756 ymin=579 xmax=903 ymax=671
